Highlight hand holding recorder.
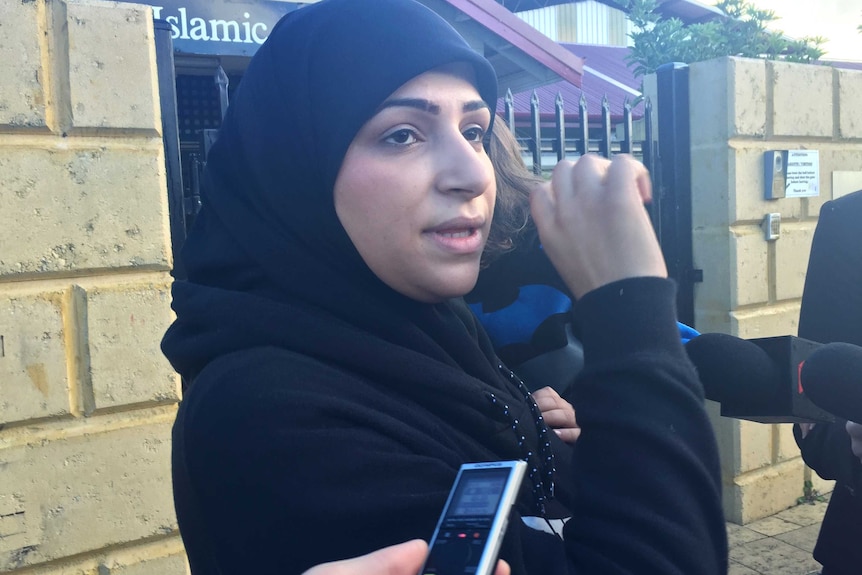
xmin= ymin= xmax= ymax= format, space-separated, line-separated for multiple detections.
xmin=302 ymin=539 xmax=510 ymax=575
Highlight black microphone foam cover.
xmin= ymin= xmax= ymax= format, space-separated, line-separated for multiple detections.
xmin=685 ymin=333 xmax=782 ymax=405
xmin=801 ymin=342 xmax=862 ymax=423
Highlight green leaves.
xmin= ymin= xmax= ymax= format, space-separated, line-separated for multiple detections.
xmin=624 ymin=0 xmax=825 ymax=77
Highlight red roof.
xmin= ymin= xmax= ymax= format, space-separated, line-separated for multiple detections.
xmin=498 ymin=43 xmax=643 ymax=123
xmin=440 ymin=0 xmax=585 ymax=88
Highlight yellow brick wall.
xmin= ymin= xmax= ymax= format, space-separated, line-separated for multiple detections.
xmin=0 ymin=1 xmax=185 ymax=572
xmin=689 ymin=56 xmax=862 ymax=524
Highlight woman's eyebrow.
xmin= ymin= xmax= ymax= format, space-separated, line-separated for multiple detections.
xmin=377 ymin=98 xmax=489 ymax=115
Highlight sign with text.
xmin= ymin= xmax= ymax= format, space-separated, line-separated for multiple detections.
xmin=784 ymin=150 xmax=820 ymax=198
xmin=119 ymin=0 xmax=306 ymax=56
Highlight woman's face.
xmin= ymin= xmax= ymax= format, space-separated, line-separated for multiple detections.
xmin=334 ymin=65 xmax=496 ymax=303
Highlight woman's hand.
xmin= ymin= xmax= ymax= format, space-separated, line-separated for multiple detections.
xmin=530 ymin=154 xmax=667 ymax=299
xmin=847 ymin=421 xmax=862 ymax=462
xmin=533 ymin=386 xmax=580 ymax=443
xmin=302 ymin=539 xmax=510 ymax=575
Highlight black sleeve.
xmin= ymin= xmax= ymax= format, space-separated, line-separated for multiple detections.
xmin=561 ymin=277 xmax=728 ymax=575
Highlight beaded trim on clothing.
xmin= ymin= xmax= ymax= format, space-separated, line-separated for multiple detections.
xmin=484 ymin=364 xmax=557 ymax=515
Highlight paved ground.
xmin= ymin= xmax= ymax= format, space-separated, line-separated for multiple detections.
xmin=727 ymin=493 xmax=829 ymax=575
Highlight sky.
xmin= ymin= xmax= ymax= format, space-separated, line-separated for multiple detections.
xmin=707 ymin=0 xmax=862 ymax=61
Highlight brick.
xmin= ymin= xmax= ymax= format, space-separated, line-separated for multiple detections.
xmin=65 ymin=0 xmax=160 ymax=132
xmin=774 ymin=221 xmax=815 ymax=302
xmin=0 ymin=144 xmax=172 ymax=278
xmin=690 ymin=57 xmax=767 ymax=147
xmin=805 ymin=467 xmax=835 ymax=501
xmin=689 ymin=59 xmax=730 ymax=147
xmin=770 ymin=61 xmax=833 ymax=138
xmin=691 ymin=144 xmax=732 ymax=229
xmin=731 ymin=144 xmax=805 ymax=224
xmin=731 ymin=226 xmax=769 ymax=308
xmin=100 ymin=548 xmax=188 ymax=575
xmin=737 ymin=418 xmax=773 ymax=475
xmin=0 ymin=1 xmax=48 ymax=130
xmin=86 ymin=279 xmax=179 ymax=411
xmin=731 ymin=302 xmax=801 ymax=340
xmin=775 ymin=423 xmax=800 ymax=463
xmin=693 ymin=227 xmax=732 ymax=321
xmin=831 ymin=171 xmax=862 ymax=201
xmin=725 ymin=458 xmax=806 ymax=524
xmin=0 ymin=287 xmax=71 ymax=426
xmin=729 ymin=57 xmax=767 ymax=139
xmin=0 ymin=532 xmax=187 ymax=575
xmin=773 ymin=423 xmax=802 ymax=462
xmin=837 ymin=68 xmax=862 ymax=139
xmin=809 ymin=145 xmax=862 ymax=215
xmin=0 ymin=416 xmax=177 ymax=570
xmin=0 ymin=491 xmax=41 ymax=560
xmin=693 ymin=309 xmax=733 ymax=335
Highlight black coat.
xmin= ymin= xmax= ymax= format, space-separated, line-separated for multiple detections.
xmin=167 ymin=277 xmax=728 ymax=575
xmin=796 ymin=190 xmax=862 ymax=575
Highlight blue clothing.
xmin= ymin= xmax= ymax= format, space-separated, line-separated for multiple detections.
xmin=468 ymin=285 xmax=699 ymax=350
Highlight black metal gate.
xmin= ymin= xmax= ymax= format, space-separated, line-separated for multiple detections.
xmin=502 ymin=63 xmax=699 ymax=326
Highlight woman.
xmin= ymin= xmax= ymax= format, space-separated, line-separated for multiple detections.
xmin=162 ymin=1 xmax=726 ymax=573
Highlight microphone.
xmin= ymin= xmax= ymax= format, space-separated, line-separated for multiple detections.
xmin=800 ymin=342 xmax=862 ymax=423
xmin=685 ymin=333 xmax=835 ymax=423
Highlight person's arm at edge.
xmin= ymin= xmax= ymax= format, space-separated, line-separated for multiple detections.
xmin=559 ymin=277 xmax=727 ymax=575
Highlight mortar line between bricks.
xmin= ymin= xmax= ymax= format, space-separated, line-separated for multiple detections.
xmin=64 ymin=285 xmax=94 ymax=417
xmin=0 ymin=531 xmax=185 ymax=575
xmin=0 ymin=267 xmax=174 ymax=288
xmin=0 ymin=133 xmax=165 ymax=151
xmin=0 ymin=404 xmax=178 ymax=450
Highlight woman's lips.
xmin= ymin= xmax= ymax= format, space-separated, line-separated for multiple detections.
xmin=425 ymin=217 xmax=486 ymax=254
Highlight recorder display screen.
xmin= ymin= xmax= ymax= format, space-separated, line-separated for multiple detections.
xmin=449 ymin=470 xmax=508 ymax=518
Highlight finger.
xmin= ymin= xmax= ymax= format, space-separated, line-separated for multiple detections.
xmin=553 ymin=427 xmax=581 ymax=444
xmin=533 ymin=390 xmax=574 ymax=416
xmin=531 ymin=387 xmax=563 ymax=409
xmin=548 ymin=159 xmax=576 ymax=204
xmin=542 ymin=407 xmax=577 ymax=429
xmin=557 ymin=155 xmax=609 ymax=208
xmin=531 ymin=386 xmax=564 ymax=404
xmin=529 ymin=180 xmax=555 ymax=232
xmin=607 ymin=154 xmax=651 ymax=201
xmin=302 ymin=539 xmax=428 ymax=575
xmin=495 ymin=559 xmax=511 ymax=575
xmin=365 ymin=540 xmax=428 ymax=575
xmin=635 ymin=161 xmax=653 ymax=204
xmin=605 ymin=155 xmax=650 ymax=207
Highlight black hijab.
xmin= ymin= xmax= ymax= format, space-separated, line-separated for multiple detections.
xmin=162 ymin=0 xmax=555 ymax=512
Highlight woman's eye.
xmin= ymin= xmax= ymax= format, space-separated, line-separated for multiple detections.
xmin=463 ymin=126 xmax=486 ymax=143
xmin=383 ymin=129 xmax=418 ymax=145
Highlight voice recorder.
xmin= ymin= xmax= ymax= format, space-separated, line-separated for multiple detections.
xmin=419 ymin=460 xmax=527 ymax=575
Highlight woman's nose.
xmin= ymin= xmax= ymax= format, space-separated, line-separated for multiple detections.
xmin=434 ymin=131 xmax=494 ymax=198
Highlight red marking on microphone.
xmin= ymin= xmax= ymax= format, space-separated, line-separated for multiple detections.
xmin=798 ymin=361 xmax=805 ymax=394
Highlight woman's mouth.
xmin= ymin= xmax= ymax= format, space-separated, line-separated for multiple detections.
xmin=426 ymin=221 xmax=485 ymax=254
xmin=439 ymin=229 xmax=474 ymax=239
